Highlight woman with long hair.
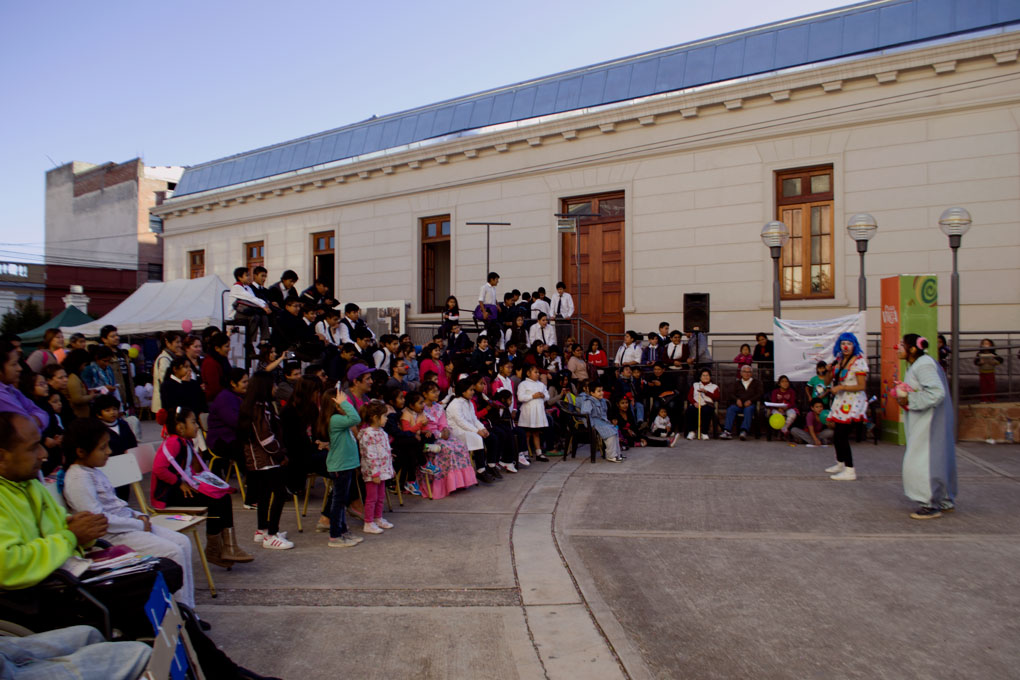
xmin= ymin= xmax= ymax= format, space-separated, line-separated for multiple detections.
xmin=26 ymin=328 xmax=64 ymax=373
xmin=504 ymin=315 xmax=529 ymax=352
xmin=280 ymin=376 xmax=324 ymax=496
xmin=826 ymin=332 xmax=869 ymax=481
xmin=238 ymin=371 xmax=294 ymax=550
xmin=896 ymin=334 xmax=957 ymax=519
xmin=419 ymin=343 xmax=449 ymax=392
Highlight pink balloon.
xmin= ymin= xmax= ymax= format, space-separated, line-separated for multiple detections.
xmin=181 ymin=319 xmax=193 ymax=333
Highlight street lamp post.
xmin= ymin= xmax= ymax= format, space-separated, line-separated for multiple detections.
xmin=465 ymin=221 xmax=511 ymax=274
xmin=760 ymin=221 xmax=790 ymax=319
xmin=939 ymin=206 xmax=972 ymax=438
xmin=847 ymin=213 xmax=878 ymax=313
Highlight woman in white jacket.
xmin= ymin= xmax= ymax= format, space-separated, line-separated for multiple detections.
xmin=446 ymin=377 xmax=496 ymax=484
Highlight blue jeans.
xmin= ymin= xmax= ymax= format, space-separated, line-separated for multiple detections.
xmin=328 ymin=469 xmax=356 ymax=538
xmin=725 ymin=404 xmax=754 ymax=432
xmin=0 ymin=625 xmax=150 ymax=680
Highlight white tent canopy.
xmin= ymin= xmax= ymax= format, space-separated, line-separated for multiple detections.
xmin=61 ymin=275 xmax=229 ymax=337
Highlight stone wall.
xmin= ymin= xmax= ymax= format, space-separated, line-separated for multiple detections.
xmin=958 ymin=402 xmax=1020 ymax=443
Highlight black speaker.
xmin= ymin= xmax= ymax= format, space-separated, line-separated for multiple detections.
xmin=683 ymin=293 xmax=710 ymax=333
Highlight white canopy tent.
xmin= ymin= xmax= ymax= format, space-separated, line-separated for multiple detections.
xmin=61 ymin=275 xmax=229 ymax=336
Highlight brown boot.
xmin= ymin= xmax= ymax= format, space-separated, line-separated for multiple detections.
xmin=220 ymin=527 xmax=255 ymax=563
xmin=205 ymin=532 xmax=233 ymax=569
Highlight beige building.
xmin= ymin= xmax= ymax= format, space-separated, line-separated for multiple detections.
xmin=155 ymin=0 xmax=1020 ymax=341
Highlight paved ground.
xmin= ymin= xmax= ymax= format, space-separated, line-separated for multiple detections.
xmin=172 ymin=430 xmax=1020 ymax=680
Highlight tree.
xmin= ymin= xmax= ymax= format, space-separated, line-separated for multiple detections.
xmin=0 ymin=297 xmax=51 ymax=336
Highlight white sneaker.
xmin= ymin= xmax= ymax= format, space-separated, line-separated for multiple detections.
xmin=253 ymin=529 xmax=266 ymax=544
xmin=517 ymin=453 xmax=531 ymax=467
xmin=669 ymin=434 xmax=681 ymax=447
xmin=362 ymin=522 xmax=384 ymax=534
xmin=500 ymin=462 xmax=518 ymax=473
xmin=262 ymin=534 xmax=294 ymax=550
xmin=376 ymin=517 xmax=394 ymax=529
xmin=700 ymin=434 xmax=709 ymax=440
xmin=830 ymin=467 xmax=857 ymax=481
xmin=605 ymin=456 xmax=622 ymax=463
xmin=686 ymin=432 xmax=695 ymax=440
xmin=425 ymin=444 xmax=441 ymax=453
xmin=824 ymin=462 xmax=845 ymax=474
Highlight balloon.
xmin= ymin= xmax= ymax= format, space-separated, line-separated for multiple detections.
xmin=820 ymin=409 xmax=831 ymax=425
xmin=181 ymin=319 xmax=193 ymax=333
xmin=128 ymin=347 xmax=139 ymax=359
xmin=769 ymin=413 xmax=785 ymax=430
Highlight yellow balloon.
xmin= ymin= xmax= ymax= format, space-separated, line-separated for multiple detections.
xmin=128 ymin=347 xmax=139 ymax=359
xmin=769 ymin=413 xmax=785 ymax=430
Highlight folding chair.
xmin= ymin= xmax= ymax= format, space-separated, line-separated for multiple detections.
xmin=199 ymin=413 xmax=246 ymax=504
xmin=124 ymin=446 xmax=220 ymax=594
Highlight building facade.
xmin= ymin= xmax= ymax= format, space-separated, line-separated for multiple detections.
xmin=0 ymin=263 xmax=46 ymax=316
xmin=45 ymin=159 xmax=183 ymax=316
xmin=155 ymin=0 xmax=1020 ymax=339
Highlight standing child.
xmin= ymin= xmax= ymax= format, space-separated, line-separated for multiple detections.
xmin=734 ymin=344 xmax=753 ymax=368
xmin=439 ymin=296 xmax=460 ymax=339
xmin=490 ymin=390 xmax=525 ymax=472
xmin=320 ymin=388 xmax=364 ymax=547
xmin=358 ymin=401 xmax=396 ymax=534
xmin=447 ymin=377 xmax=496 ymax=484
xmin=517 ymin=365 xmax=550 ymax=461
xmin=974 ymin=338 xmax=1003 ymax=403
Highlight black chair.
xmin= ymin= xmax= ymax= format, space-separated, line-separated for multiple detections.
xmin=0 ymin=569 xmax=112 ymax=640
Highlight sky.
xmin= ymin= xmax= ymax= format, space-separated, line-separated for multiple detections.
xmin=0 ymin=0 xmax=854 ymax=264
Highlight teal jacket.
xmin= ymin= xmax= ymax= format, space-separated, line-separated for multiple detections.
xmin=326 ymin=407 xmax=362 ymax=473
xmin=0 ymin=477 xmax=79 ymax=590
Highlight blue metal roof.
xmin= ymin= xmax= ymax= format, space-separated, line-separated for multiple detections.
xmin=174 ymin=0 xmax=1020 ymax=197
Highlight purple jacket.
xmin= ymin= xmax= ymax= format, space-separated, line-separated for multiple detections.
xmin=207 ymin=388 xmax=241 ymax=446
xmin=0 ymin=383 xmax=49 ymax=430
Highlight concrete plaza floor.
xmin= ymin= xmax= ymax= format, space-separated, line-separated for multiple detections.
xmin=186 ymin=435 xmax=1020 ymax=680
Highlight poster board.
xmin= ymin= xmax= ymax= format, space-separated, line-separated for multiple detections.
xmin=774 ymin=312 xmax=866 ymax=382
xmin=880 ymin=275 xmax=938 ymax=444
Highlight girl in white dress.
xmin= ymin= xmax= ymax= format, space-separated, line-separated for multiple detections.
xmin=446 ymin=377 xmax=495 ymax=483
xmin=517 ymin=365 xmax=550 ymax=462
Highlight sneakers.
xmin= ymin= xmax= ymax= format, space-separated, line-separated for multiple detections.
xmin=243 ymin=502 xmax=258 ymax=510
xmin=605 ymin=456 xmax=622 ymax=463
xmin=477 ymin=470 xmax=495 ymax=484
xmin=830 ymin=467 xmax=857 ymax=481
xmin=422 ymin=462 xmax=441 ymax=476
xmin=500 ymin=462 xmax=518 ymax=474
xmin=669 ymin=433 xmax=681 ymax=447
xmin=255 ymin=529 xmax=288 ymax=543
xmin=518 ymin=452 xmax=531 ymax=467
xmin=824 ymin=462 xmax=845 ymax=474
xmin=425 ymin=444 xmax=441 ymax=454
xmin=362 ymin=522 xmax=384 ymax=534
xmin=404 ymin=482 xmax=422 ymax=496
xmin=342 ymin=531 xmax=364 ymax=545
xmin=700 ymin=434 xmax=709 ymax=440
xmin=910 ymin=506 xmax=942 ymax=520
xmin=739 ymin=431 xmax=747 ymax=441
xmin=315 ymin=520 xmax=330 ymax=533
xmin=719 ymin=431 xmax=733 ymax=440
xmin=262 ymin=534 xmax=295 ymax=550
xmin=376 ymin=517 xmax=394 ymax=529
xmin=488 ymin=465 xmax=504 ymax=480
xmin=328 ymin=535 xmax=361 ymax=548
xmin=686 ymin=432 xmax=695 ymax=440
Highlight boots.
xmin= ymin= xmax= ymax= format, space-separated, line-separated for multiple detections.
xmin=220 ymin=527 xmax=255 ymax=563
xmin=205 ymin=532 xmax=233 ymax=569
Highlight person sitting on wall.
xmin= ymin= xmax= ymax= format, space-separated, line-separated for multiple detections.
xmin=229 ymin=266 xmax=271 ymax=354
xmin=300 ymin=278 xmax=337 ymax=308
xmin=266 ymin=269 xmax=300 ymax=313
xmin=641 ymin=332 xmax=666 ymax=365
xmin=337 ymin=303 xmax=376 ymax=345
xmin=270 ymin=298 xmax=317 ymax=359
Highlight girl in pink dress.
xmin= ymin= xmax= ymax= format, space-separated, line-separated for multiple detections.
xmin=404 ymin=383 xmax=476 ymax=499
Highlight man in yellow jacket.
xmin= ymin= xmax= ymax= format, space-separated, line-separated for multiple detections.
xmin=0 ymin=412 xmax=108 ymax=590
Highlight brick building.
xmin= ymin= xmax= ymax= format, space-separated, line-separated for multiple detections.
xmin=44 ymin=159 xmax=183 ymax=316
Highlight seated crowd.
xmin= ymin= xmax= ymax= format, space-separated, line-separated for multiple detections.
xmin=0 ymin=265 xmax=849 ymax=678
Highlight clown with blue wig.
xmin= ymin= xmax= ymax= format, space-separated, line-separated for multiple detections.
xmin=824 ymin=332 xmax=869 ymax=481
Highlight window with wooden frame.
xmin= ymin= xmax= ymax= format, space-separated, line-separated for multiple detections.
xmin=188 ymin=249 xmax=205 ymax=279
xmin=421 ymin=215 xmax=451 ymax=313
xmin=244 ymin=240 xmax=265 ymax=271
xmin=311 ymin=231 xmax=335 ymax=291
xmin=776 ymin=165 xmax=834 ymax=299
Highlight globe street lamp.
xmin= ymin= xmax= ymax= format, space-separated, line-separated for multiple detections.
xmin=939 ymin=206 xmax=972 ymax=435
xmin=761 ymin=221 xmax=790 ymax=319
xmin=847 ymin=213 xmax=878 ymax=313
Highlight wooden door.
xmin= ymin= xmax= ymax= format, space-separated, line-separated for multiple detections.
xmin=561 ymin=193 xmax=625 ymax=345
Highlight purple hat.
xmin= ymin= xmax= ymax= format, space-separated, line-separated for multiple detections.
xmin=347 ymin=363 xmax=373 ymax=382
